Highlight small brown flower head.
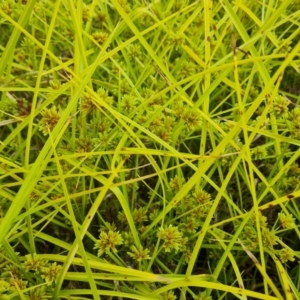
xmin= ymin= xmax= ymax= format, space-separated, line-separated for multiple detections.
xmin=127 ymin=43 xmax=142 ymax=59
xmin=262 ymin=228 xmax=277 ymax=249
xmin=23 ymin=253 xmax=48 ymax=273
xmin=278 ymin=212 xmax=295 ymax=229
xmin=29 ymin=191 xmax=39 ymax=203
xmin=289 ymin=107 xmax=300 ymax=127
xmin=282 ymin=176 xmax=298 ymax=192
xmin=94 ymin=9 xmax=106 ymax=26
xmin=174 ymin=102 xmax=187 ymax=120
xmin=94 ymin=230 xmax=123 ymax=256
xmin=122 ymin=231 xmax=134 ymax=247
xmin=148 ymin=114 xmax=163 ymax=131
xmin=61 ymin=26 xmax=75 ymax=41
xmin=39 ymin=106 xmax=61 ymax=135
xmin=110 ymin=60 xmax=125 ymax=76
xmin=2 ymin=98 xmax=17 ymax=117
xmin=169 ymin=33 xmax=185 ymax=50
xmin=194 ymin=291 xmax=212 ymax=300
xmin=251 ymin=116 xmax=269 ymax=129
xmin=76 ymin=137 xmax=93 ymax=153
xmin=97 ymin=88 xmax=113 ymax=107
xmin=17 ymin=98 xmax=32 ymax=116
xmin=80 ymin=92 xmax=96 ymax=116
xmin=251 ymin=146 xmax=268 ymax=160
xmin=157 ymin=224 xmax=186 ymax=252
xmin=191 ymin=203 xmax=211 ymax=218
xmin=135 ymin=114 xmax=147 ymax=126
xmin=28 ymin=286 xmax=46 ymax=300
xmin=142 ymin=88 xmax=155 ymax=100
xmin=149 ymin=208 xmax=160 ymax=221
xmin=117 ymin=210 xmax=127 ymax=224
xmin=82 ymin=4 xmax=91 ymax=23
xmin=183 ymin=249 xmax=192 ymax=263
xmin=15 ymin=49 xmax=26 ymax=62
xmin=169 ymin=175 xmax=184 ymax=192
xmin=179 ymin=195 xmax=193 ymax=211
xmin=164 ymin=115 xmax=176 ymax=127
xmin=95 ymin=132 xmax=111 ymax=150
xmin=92 ymin=31 xmax=109 ymax=45
xmin=278 ymin=248 xmax=295 ymax=263
xmin=41 ymin=262 xmax=62 ymax=283
xmin=192 ymin=189 xmax=211 ymax=204
xmin=21 ymin=37 xmax=35 ymax=50
xmin=120 ymin=94 xmax=136 ymax=113
xmin=178 ymin=61 xmax=196 ymax=79
xmin=113 ymin=80 xmax=131 ymax=94
xmin=127 ymin=245 xmax=151 ymax=262
xmin=139 ymin=225 xmax=147 ymax=234
xmin=182 ymin=109 xmax=202 ymax=130
xmin=90 ymin=118 xmax=111 ymax=133
xmin=249 ymin=212 xmax=268 ymax=228
xmin=2 ymin=264 xmax=22 ymax=279
xmin=162 ymin=290 xmax=177 ymax=300
xmin=288 ymin=163 xmax=300 ymax=175
xmin=132 ymin=206 xmax=148 ymax=223
xmin=155 ymin=127 xmax=172 ymax=143
xmin=290 ymin=126 xmax=300 ymax=139
xmin=271 ymin=96 xmax=289 ymax=119
xmin=180 ymin=217 xmax=199 ymax=234
xmin=0 ymin=0 xmax=17 ymax=16
xmin=9 ymin=278 xmax=27 ymax=291
xmin=29 ymin=192 xmax=40 ymax=203
xmin=49 ymin=80 xmax=61 ymax=90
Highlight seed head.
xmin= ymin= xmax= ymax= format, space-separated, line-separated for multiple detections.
xmin=39 ymin=106 xmax=61 ymax=135
xmin=94 ymin=230 xmax=123 ymax=256
xmin=157 ymin=224 xmax=186 ymax=252
xmin=127 ymin=245 xmax=151 ymax=262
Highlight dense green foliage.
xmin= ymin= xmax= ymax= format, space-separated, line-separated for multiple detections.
xmin=1 ymin=0 xmax=300 ymax=299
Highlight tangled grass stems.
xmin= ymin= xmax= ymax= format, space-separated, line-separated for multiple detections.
xmin=1 ymin=0 xmax=300 ymax=299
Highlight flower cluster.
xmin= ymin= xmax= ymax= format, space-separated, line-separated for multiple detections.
xmin=157 ymin=225 xmax=187 ymax=253
xmin=94 ymin=230 xmax=123 ymax=256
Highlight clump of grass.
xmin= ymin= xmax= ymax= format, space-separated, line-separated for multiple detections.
xmin=0 ymin=0 xmax=300 ymax=299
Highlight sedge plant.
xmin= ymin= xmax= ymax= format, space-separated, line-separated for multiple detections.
xmin=0 ymin=0 xmax=300 ymax=299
